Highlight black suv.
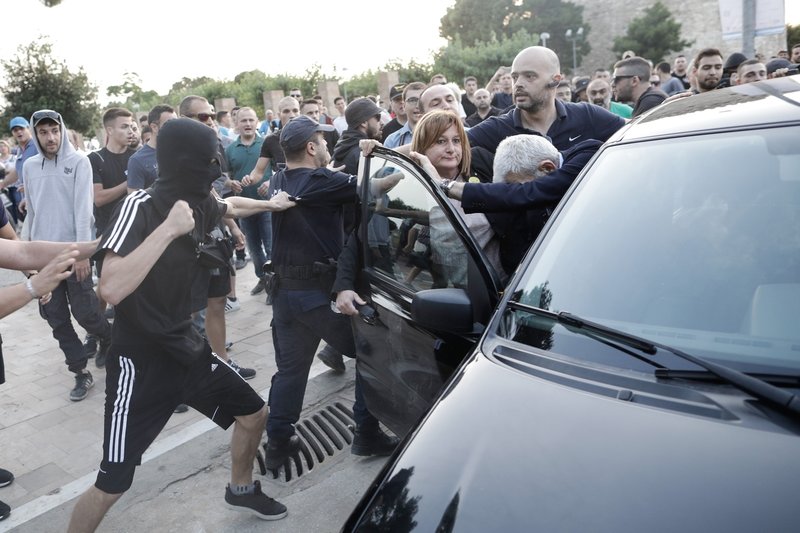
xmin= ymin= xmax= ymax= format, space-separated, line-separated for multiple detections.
xmin=344 ymin=76 xmax=800 ymax=531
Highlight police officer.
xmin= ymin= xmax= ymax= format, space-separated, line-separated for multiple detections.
xmin=263 ymin=116 xmax=398 ymax=468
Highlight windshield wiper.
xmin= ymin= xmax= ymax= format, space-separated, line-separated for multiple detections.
xmin=654 ymin=369 xmax=800 ymax=387
xmin=506 ymin=301 xmax=800 ymax=417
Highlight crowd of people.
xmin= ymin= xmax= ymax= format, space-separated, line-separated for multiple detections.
xmin=0 ymin=38 xmax=798 ymax=529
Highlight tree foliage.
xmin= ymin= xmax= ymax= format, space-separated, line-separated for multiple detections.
xmin=788 ymin=24 xmax=800 ymax=52
xmin=440 ymin=0 xmax=590 ymax=72
xmin=433 ymin=30 xmax=540 ymax=85
xmin=0 ymin=39 xmax=99 ymax=135
xmin=612 ymin=2 xmax=693 ymax=63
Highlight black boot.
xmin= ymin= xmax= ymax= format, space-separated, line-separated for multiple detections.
xmin=263 ymin=435 xmax=301 ymax=469
xmin=351 ymin=427 xmax=399 ymax=457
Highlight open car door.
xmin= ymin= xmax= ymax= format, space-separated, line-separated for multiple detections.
xmin=350 ymin=147 xmax=503 ymax=437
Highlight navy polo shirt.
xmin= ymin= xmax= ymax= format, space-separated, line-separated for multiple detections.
xmin=467 ymin=99 xmax=625 ymax=152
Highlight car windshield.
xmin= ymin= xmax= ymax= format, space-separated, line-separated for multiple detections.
xmin=500 ymin=125 xmax=800 ymax=375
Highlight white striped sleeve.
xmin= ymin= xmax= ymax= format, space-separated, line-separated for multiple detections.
xmin=100 ymin=189 xmax=150 ymax=255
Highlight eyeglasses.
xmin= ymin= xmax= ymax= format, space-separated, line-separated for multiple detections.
xmin=612 ymin=75 xmax=636 ymax=84
xmin=405 ymin=97 xmax=420 ymax=105
xmin=32 ymin=110 xmax=59 ymax=124
xmin=186 ymin=112 xmax=215 ymax=122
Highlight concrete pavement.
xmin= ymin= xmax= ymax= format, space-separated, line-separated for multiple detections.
xmin=0 ymin=262 xmax=384 ymax=532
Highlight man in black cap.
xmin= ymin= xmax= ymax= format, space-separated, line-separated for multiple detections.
xmin=262 ymin=116 xmax=399 ymax=469
xmin=332 ymin=97 xmax=384 ymax=175
xmin=381 ymin=83 xmax=407 ymax=142
xmin=67 ymin=118 xmax=295 ymax=532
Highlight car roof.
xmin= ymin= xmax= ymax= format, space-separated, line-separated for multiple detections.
xmin=608 ymin=75 xmax=800 ymax=144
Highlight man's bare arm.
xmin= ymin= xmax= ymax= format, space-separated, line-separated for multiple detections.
xmin=223 ymin=191 xmax=295 ymax=218
xmin=93 ymin=181 xmax=128 ymax=207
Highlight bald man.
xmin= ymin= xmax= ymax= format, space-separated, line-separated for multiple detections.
xmin=467 ymin=46 xmax=625 ymax=154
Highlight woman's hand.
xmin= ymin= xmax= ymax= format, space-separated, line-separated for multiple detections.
xmin=409 ymin=151 xmax=442 ymax=182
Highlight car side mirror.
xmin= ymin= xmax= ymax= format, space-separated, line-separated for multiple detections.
xmin=411 ymin=288 xmax=474 ymax=334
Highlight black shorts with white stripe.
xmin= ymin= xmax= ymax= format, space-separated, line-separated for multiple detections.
xmin=94 ymin=343 xmax=264 ymax=494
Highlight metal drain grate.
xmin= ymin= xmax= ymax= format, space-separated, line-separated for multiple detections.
xmin=259 ymin=401 xmax=355 ymax=482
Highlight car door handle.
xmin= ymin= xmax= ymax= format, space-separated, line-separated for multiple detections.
xmin=356 ymin=303 xmax=378 ymax=325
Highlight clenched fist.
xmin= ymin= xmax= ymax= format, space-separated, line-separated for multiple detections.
xmin=165 ymin=200 xmax=195 ymax=237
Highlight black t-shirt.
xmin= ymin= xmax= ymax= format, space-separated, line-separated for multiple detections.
xmin=461 ymin=93 xmax=477 ymax=117
xmin=381 ymin=118 xmax=403 ymax=143
xmin=97 ymin=190 xmax=226 ymax=365
xmin=268 ymin=167 xmax=357 ymax=267
xmin=89 ymin=147 xmax=136 ymax=235
xmin=672 ymin=72 xmax=690 ymax=90
xmin=259 ymin=133 xmax=286 ymax=172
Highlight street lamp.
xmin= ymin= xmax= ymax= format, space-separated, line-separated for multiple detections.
xmin=540 ymin=32 xmax=550 ymax=48
xmin=565 ymin=27 xmax=584 ymax=73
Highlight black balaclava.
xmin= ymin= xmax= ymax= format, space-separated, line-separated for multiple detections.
xmin=151 ymin=118 xmax=221 ymax=211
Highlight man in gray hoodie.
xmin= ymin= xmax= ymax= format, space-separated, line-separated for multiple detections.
xmin=22 ymin=109 xmax=112 ymax=401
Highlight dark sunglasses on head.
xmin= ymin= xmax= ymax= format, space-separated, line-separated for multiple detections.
xmin=186 ymin=112 xmax=214 ymax=122
xmin=651 ymin=80 xmax=661 ymax=86
xmin=32 ymin=110 xmax=59 ymax=124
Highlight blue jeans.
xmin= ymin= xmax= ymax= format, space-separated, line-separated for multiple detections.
xmin=267 ymin=288 xmax=377 ymax=440
xmin=239 ymin=211 xmax=271 ymax=279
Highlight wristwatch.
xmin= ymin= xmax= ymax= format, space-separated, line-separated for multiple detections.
xmin=440 ymin=179 xmax=455 ymax=198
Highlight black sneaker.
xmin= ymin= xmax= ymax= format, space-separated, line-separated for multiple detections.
xmin=224 ymin=480 xmax=286 ymax=520
xmin=228 ymin=359 xmax=256 ymax=380
xmin=263 ymin=435 xmax=301 ymax=470
xmin=70 ymin=371 xmax=94 ymax=402
xmin=0 ymin=468 xmax=14 ymax=487
xmin=351 ymin=427 xmax=399 ymax=457
xmin=317 ymin=344 xmax=345 ymax=373
xmin=83 ymin=335 xmax=97 ymax=359
xmin=174 ymin=403 xmax=189 ymax=413
xmin=95 ymin=337 xmax=111 ymax=369
xmin=0 ymin=499 xmax=9 ymax=521
xmin=250 ymin=278 xmax=265 ymax=296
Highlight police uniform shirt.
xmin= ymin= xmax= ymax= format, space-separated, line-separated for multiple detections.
xmin=96 ymin=190 xmax=226 ymax=364
xmin=268 ymin=167 xmax=357 ymax=267
xmin=467 ymin=99 xmax=625 ymax=152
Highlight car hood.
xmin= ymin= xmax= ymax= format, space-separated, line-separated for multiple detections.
xmin=349 ymin=349 xmax=800 ymax=532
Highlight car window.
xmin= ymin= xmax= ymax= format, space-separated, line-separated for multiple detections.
xmin=361 ymin=153 xmax=474 ymax=292
xmin=503 ymin=125 xmax=800 ymax=373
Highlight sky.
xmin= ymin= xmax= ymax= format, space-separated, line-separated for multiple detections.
xmin=0 ymin=0 xmax=455 ymax=101
xmin=1 ymin=0 xmax=798 ymax=104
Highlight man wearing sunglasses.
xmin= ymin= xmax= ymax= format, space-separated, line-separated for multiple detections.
xmin=612 ymin=56 xmax=668 ymax=118
xmin=20 ymin=109 xmax=113 ymax=402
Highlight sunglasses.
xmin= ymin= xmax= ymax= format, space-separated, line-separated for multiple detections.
xmin=651 ymin=80 xmax=661 ymax=86
xmin=32 ymin=109 xmax=59 ymax=124
xmin=612 ymin=75 xmax=636 ymax=84
xmin=186 ymin=112 xmax=215 ymax=122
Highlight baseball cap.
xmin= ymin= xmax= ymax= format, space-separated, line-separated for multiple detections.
xmin=574 ymin=77 xmax=590 ymax=93
xmin=345 ymin=97 xmax=383 ymax=129
xmin=9 ymin=116 xmax=29 ymax=131
xmin=389 ymin=83 xmax=406 ymax=101
xmin=279 ymin=115 xmax=334 ymax=152
xmin=723 ymin=52 xmax=747 ymax=73
xmin=765 ymin=58 xmax=792 ymax=75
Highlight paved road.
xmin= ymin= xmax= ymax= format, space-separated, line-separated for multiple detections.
xmin=0 ymin=260 xmax=387 ymax=532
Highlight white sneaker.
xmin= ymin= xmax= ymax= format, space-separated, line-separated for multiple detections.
xmin=225 ymin=297 xmax=241 ymax=313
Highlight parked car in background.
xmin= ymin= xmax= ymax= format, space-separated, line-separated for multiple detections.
xmin=344 ymin=75 xmax=800 ymax=531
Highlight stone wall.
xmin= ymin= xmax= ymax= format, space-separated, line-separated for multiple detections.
xmin=570 ymin=0 xmax=786 ymax=73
